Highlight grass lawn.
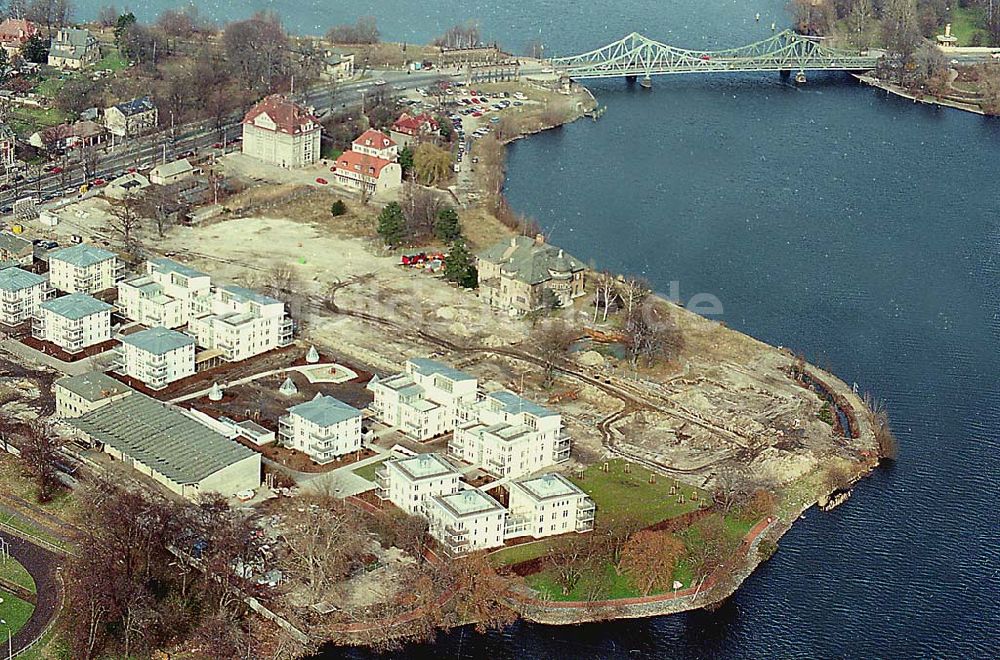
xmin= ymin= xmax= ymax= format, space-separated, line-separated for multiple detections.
xmin=0 ymin=557 xmax=36 ymax=594
xmin=96 ymin=48 xmax=128 ymax=71
xmin=33 ymin=74 xmax=71 ymax=99
xmin=489 ymin=539 xmax=554 ymax=567
xmin=8 ymin=106 xmax=73 ymax=136
xmin=0 ymin=457 xmax=81 ymax=522
xmin=527 ymin=559 xmax=697 ymax=602
xmin=569 ymin=459 xmax=706 ymax=527
xmin=351 ymin=458 xmax=388 ymax=482
xmin=950 ymin=7 xmax=988 ymax=46
xmin=0 ymin=589 xmax=35 ymax=639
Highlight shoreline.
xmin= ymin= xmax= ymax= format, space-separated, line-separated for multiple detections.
xmin=853 ymin=74 xmax=986 ymax=116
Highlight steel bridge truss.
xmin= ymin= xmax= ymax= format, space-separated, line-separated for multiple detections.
xmin=551 ymin=30 xmax=879 ymax=79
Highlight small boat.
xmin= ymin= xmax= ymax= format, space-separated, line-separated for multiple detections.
xmin=639 ymin=76 xmax=652 ymax=89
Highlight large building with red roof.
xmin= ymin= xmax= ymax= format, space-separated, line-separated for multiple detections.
xmin=390 ymin=113 xmax=440 ymax=148
xmin=331 ymin=129 xmax=401 ymax=195
xmin=0 ymin=18 xmax=37 ymax=56
xmin=241 ymin=95 xmax=321 ymax=168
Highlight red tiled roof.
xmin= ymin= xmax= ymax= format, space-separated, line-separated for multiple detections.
xmin=242 ymin=94 xmax=317 ymax=135
xmin=334 ymin=150 xmax=395 ymax=179
xmin=352 ymin=129 xmax=395 ymax=150
xmin=0 ymin=18 xmax=37 ymax=44
xmin=391 ymin=113 xmax=439 ymax=136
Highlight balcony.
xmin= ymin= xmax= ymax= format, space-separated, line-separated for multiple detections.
xmin=109 ymin=348 xmax=124 ymax=371
xmin=277 ymin=414 xmax=293 ymax=444
xmin=576 ymin=499 xmax=596 ymax=532
xmin=73 ymin=275 xmax=95 ymax=291
xmin=374 ymin=468 xmax=389 ymax=499
xmin=504 ymin=514 xmax=531 ymax=538
xmin=278 ymin=316 xmax=293 ymax=346
xmin=113 ymin=260 xmax=125 ymax=282
xmin=30 ymin=315 xmax=44 ymax=338
xmin=441 ymin=524 xmax=470 ymax=553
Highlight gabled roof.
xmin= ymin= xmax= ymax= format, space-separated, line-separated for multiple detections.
xmin=0 ymin=232 xmax=31 ymax=257
xmin=288 ymin=395 xmax=360 ymax=427
xmin=0 ymin=18 xmax=37 ymax=43
xmin=242 ymin=95 xmax=317 ymax=135
xmin=478 ymin=236 xmax=586 ymax=286
xmin=392 ymin=113 xmax=439 ymax=135
xmin=113 ymin=96 xmax=156 ymax=116
xmin=353 ymin=129 xmax=395 ymax=150
xmin=55 ymin=371 xmax=134 ymax=402
xmin=49 ymin=243 xmax=116 ymax=268
xmin=49 ymin=28 xmax=95 ymax=59
xmin=150 ymin=158 xmax=193 ymax=179
xmin=0 ymin=267 xmax=45 ymax=292
xmin=67 ymin=393 xmax=256 ymax=485
xmin=121 ymin=326 xmax=194 ymax=355
xmin=40 ymin=293 xmax=112 ymax=320
xmin=334 ymin=150 xmax=394 ymax=180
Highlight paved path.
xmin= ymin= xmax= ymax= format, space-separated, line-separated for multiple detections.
xmin=0 ymin=340 xmax=97 ymax=377
xmin=0 ymin=530 xmax=61 ymax=658
xmin=299 ymin=446 xmax=391 ymax=497
xmin=168 ymin=362 xmax=352 ymax=403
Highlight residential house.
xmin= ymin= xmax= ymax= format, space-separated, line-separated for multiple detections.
xmin=54 ymin=371 xmax=134 ymax=418
xmin=0 ymin=123 xmax=14 ymax=170
xmin=278 ymin=395 xmax=363 ymax=464
xmin=67 ymin=393 xmax=261 ymax=499
xmin=390 ymin=113 xmax=440 ymax=148
xmin=149 ymin=158 xmax=196 ymax=185
xmin=0 ymin=232 xmax=33 ymax=267
xmin=504 ymin=473 xmax=595 ymax=540
xmin=375 ymin=452 xmax=462 ymax=515
xmin=186 ymin=284 xmax=293 ymax=362
xmin=47 ymin=243 xmax=122 ymax=294
xmin=477 ymin=235 xmax=587 ymax=314
xmin=0 ymin=267 xmax=51 ymax=326
xmin=450 ymin=390 xmax=571 ymax=479
xmin=104 ymin=97 xmax=158 ymax=138
xmin=32 ymin=293 xmax=112 ymax=353
xmin=322 ymin=50 xmax=354 ymax=80
xmin=117 ymin=258 xmax=212 ymax=327
xmin=47 ymin=28 xmax=99 ymax=69
xmin=104 ymin=172 xmax=150 ymax=200
xmin=0 ymin=18 xmax=38 ymax=57
xmin=330 ymin=129 xmax=401 ymax=194
xmin=113 ymin=326 xmax=196 ymax=390
xmin=241 ymin=94 xmax=321 ymax=168
xmin=367 ymin=357 xmax=478 ymax=440
xmin=425 ymin=489 xmax=507 ymax=555
xmin=29 ymin=120 xmax=105 ymax=151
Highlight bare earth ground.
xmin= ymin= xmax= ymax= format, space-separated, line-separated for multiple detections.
xmin=24 ymin=187 xmax=875 ymax=495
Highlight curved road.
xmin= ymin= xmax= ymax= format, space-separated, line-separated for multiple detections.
xmin=0 ymin=530 xmax=61 ymax=657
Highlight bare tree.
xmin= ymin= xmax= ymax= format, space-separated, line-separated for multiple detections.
xmin=618 ymin=275 xmax=651 ymax=324
xmin=433 ymin=21 xmax=481 ymax=48
xmin=279 ymin=499 xmax=367 ymax=600
xmin=623 ymin=304 xmax=684 ymax=367
xmin=545 ymin=534 xmax=597 ymax=596
xmin=223 ymin=11 xmax=290 ymax=93
xmin=593 ymin=270 xmax=618 ymax=323
xmin=18 ymin=420 xmax=64 ymax=503
xmin=713 ymin=464 xmax=754 ymax=513
xmin=325 ymin=16 xmax=379 ymax=44
xmin=531 ymin=319 xmax=579 ymax=387
xmin=108 ymin=193 xmax=144 ymax=248
xmin=619 ymin=530 xmax=685 ymax=596
xmin=401 ymin=181 xmax=447 ymax=240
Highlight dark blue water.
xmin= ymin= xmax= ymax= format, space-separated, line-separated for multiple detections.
xmin=92 ymin=1 xmax=1000 ymax=656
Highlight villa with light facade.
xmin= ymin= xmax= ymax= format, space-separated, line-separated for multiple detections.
xmin=425 ymin=489 xmax=507 ymax=555
xmin=187 ymin=285 xmax=293 ymax=362
xmin=375 ymin=452 xmax=462 ymax=515
xmin=241 ymin=95 xmax=321 ymax=168
xmin=331 ymin=129 xmax=402 ymax=195
xmin=504 ymin=473 xmax=595 ymax=539
xmin=279 ymin=395 xmax=362 ymax=464
xmin=32 ymin=294 xmax=112 ymax=354
xmin=113 ymin=326 xmax=195 ymax=390
xmin=367 ymin=358 xmax=478 ymax=440
xmin=449 ymin=390 xmax=571 ymax=479
xmin=47 ymin=244 xmax=122 ymax=294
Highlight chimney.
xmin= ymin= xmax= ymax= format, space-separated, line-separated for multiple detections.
xmin=535 ymin=233 xmax=545 ymax=245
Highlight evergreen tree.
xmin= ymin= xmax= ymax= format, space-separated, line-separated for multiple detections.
xmin=443 ymin=240 xmax=478 ymax=288
xmin=20 ymin=34 xmax=48 ymax=63
xmin=376 ymin=201 xmax=406 ymax=247
xmin=115 ymin=12 xmax=137 ymax=50
xmin=330 ymin=199 xmax=347 ymax=216
xmin=434 ymin=207 xmax=461 ymax=243
xmin=398 ymin=146 xmax=414 ymax=176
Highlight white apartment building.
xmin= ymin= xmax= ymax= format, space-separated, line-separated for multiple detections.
xmin=0 ymin=267 xmax=52 ymax=326
xmin=32 ymin=294 xmax=113 ymax=354
xmin=116 ymin=258 xmax=212 ymax=328
xmin=505 ymin=473 xmax=595 ymax=540
xmin=47 ymin=243 xmax=122 ymax=294
xmin=425 ymin=489 xmax=507 ymax=555
xmin=241 ymin=95 xmax=321 ymax=168
xmin=187 ymin=285 xmax=293 ymax=362
xmin=375 ymin=452 xmax=462 ymax=515
xmin=278 ymin=395 xmax=362 ymax=464
xmin=367 ymin=358 xmax=478 ymax=440
xmin=450 ymin=390 xmax=571 ymax=479
xmin=114 ymin=326 xmax=195 ymax=390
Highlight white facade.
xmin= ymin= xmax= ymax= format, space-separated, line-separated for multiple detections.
xmin=114 ymin=326 xmax=196 ymax=390
xmin=505 ymin=473 xmax=595 ymax=540
xmin=103 ymin=99 xmax=158 ymax=138
xmin=0 ymin=267 xmax=52 ymax=326
xmin=375 ymin=452 xmax=462 ymax=515
xmin=54 ymin=372 xmax=133 ymax=418
xmin=47 ymin=244 xmax=122 ymax=294
xmin=186 ymin=285 xmax=292 ymax=362
xmin=367 ymin=358 xmax=478 ymax=440
xmin=425 ymin=489 xmax=507 ymax=555
xmin=278 ymin=395 xmax=362 ymax=464
xmin=241 ymin=95 xmax=321 ymax=168
xmin=32 ymin=294 xmax=112 ymax=353
xmin=116 ymin=258 xmax=212 ymax=328
xmin=450 ymin=390 xmax=571 ymax=479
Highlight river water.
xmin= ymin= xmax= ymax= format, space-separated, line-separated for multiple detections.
xmin=77 ymin=1 xmax=1000 ymax=657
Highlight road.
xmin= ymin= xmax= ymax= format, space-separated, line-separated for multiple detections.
xmin=0 ymin=69 xmax=452 ymax=210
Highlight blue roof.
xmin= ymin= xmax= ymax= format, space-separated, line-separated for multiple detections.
xmin=488 ymin=390 xmax=557 ymax=418
xmin=220 ymin=284 xmax=281 ymax=306
xmin=289 ymin=395 xmax=360 ymax=427
xmin=408 ymin=358 xmax=475 ymax=383
xmin=115 ymin=96 xmax=156 ymax=116
xmin=0 ymin=267 xmax=46 ymax=292
xmin=49 ymin=243 xmax=116 ymax=268
xmin=121 ymin=326 xmax=194 ymax=355
xmin=40 ymin=293 xmax=112 ymax=320
xmin=149 ymin=258 xmax=207 ymax=280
